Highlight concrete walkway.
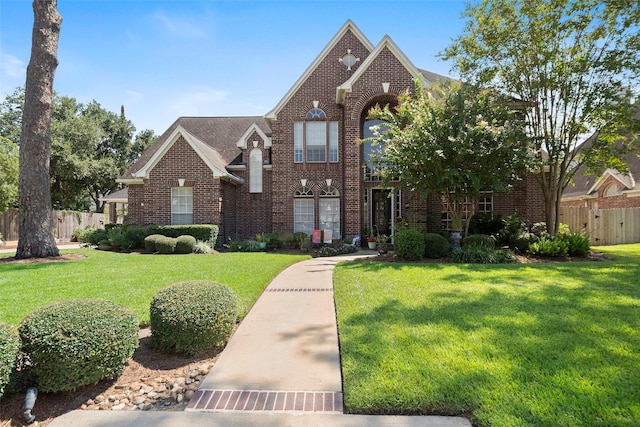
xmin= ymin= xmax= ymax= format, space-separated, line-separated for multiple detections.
xmin=48 ymin=253 xmax=472 ymax=427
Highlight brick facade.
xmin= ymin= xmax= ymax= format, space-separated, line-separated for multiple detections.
xmin=121 ymin=21 xmax=546 ymax=242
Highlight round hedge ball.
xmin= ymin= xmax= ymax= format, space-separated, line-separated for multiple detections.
xmin=18 ymin=299 xmax=138 ymax=393
xmin=150 ymin=281 xmax=238 ymax=355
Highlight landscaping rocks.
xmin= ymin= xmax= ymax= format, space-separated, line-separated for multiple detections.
xmin=80 ymin=361 xmax=214 ymax=412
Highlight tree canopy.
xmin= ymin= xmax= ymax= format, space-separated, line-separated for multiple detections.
xmin=366 ymin=78 xmax=529 ymax=231
xmin=442 ymin=0 xmax=640 ymax=235
xmin=0 ymin=87 xmax=155 ymax=212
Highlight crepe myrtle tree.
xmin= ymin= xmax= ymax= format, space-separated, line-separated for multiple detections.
xmin=442 ymin=0 xmax=640 ymax=236
xmin=365 ymin=78 xmax=530 ymax=236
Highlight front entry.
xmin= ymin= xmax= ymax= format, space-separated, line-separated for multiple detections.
xmin=372 ymin=189 xmax=391 ymax=236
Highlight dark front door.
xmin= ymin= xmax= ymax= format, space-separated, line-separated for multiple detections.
xmin=372 ymin=189 xmax=391 ymax=236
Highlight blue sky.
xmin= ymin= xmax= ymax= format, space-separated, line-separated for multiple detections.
xmin=1 ymin=1 xmax=467 ymax=134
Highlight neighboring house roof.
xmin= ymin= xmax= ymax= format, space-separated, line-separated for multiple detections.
xmin=119 ymin=116 xmax=271 ymax=184
xmin=99 ymin=187 xmax=128 ymax=203
xmin=562 ymin=139 xmax=640 ymax=201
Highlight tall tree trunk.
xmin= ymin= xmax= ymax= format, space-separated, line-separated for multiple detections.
xmin=16 ymin=0 xmax=62 ymax=259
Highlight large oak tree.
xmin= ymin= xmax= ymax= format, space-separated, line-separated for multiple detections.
xmin=442 ymin=0 xmax=640 ymax=236
xmin=16 ymin=0 xmax=62 ymax=258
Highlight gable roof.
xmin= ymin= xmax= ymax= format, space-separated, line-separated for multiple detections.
xmin=336 ymin=35 xmax=423 ymax=104
xmin=562 ymin=139 xmax=640 ymax=200
xmin=119 ymin=116 xmax=271 ymax=183
xmin=265 ymin=20 xmax=374 ymax=120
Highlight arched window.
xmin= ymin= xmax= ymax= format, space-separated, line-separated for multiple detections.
xmin=362 ymin=119 xmax=387 ymax=181
xmin=604 ymin=184 xmax=620 ymax=197
xmin=319 ymin=186 xmax=340 ymax=239
xmin=294 ymin=108 xmax=338 ymax=163
xmin=294 ymin=186 xmax=314 ymax=235
xmin=249 ymin=148 xmax=263 ymax=193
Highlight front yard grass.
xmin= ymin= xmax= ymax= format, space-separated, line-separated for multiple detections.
xmin=0 ymin=249 xmax=309 ymax=326
xmin=334 ymin=244 xmax=640 ymax=426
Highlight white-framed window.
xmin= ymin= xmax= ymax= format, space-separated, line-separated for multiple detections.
xmin=294 ymin=186 xmax=314 ymax=235
xmin=293 ymin=108 xmax=338 ymax=163
xmin=319 ymin=186 xmax=340 ymax=239
xmin=440 ymin=191 xmax=494 ymax=229
xmin=604 ymin=184 xmax=620 ymax=197
xmin=249 ymin=148 xmax=263 ymax=193
xmin=171 ymin=187 xmax=193 ymax=225
xmin=478 ymin=190 xmax=493 ymax=213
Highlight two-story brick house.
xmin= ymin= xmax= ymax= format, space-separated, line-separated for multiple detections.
xmin=118 ymin=20 xmax=544 ymax=242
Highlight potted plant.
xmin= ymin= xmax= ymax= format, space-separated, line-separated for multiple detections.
xmin=367 ymin=234 xmax=377 ymax=250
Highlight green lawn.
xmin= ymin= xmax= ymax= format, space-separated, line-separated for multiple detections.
xmin=0 ymin=249 xmax=309 ymax=326
xmin=334 ymin=244 xmax=640 ymax=427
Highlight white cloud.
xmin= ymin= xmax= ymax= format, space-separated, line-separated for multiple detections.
xmin=0 ymin=52 xmax=26 ymax=78
xmin=0 ymin=52 xmax=26 ymax=95
xmin=150 ymin=11 xmax=207 ymax=38
xmin=169 ymin=87 xmax=229 ymax=117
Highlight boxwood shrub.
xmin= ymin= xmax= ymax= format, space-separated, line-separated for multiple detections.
xmin=0 ymin=322 xmax=20 ymax=398
xmin=175 ymin=235 xmax=197 ymax=254
xmin=18 ymin=299 xmax=138 ymax=393
xmin=144 ymin=234 xmax=164 ymax=252
xmin=146 ymin=225 xmax=218 ymax=244
xmin=155 ymin=236 xmax=177 ymax=254
xmin=395 ymin=228 xmax=426 ymax=261
xmin=424 ymin=233 xmax=450 ymax=258
xmin=150 ymin=281 xmax=238 ymax=354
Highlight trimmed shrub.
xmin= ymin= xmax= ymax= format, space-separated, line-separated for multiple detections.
xmin=18 ymin=299 xmax=138 ymax=393
xmin=144 ymin=234 xmax=164 ymax=252
xmin=150 ymin=281 xmax=238 ymax=354
xmin=155 ymin=236 xmax=177 ymax=254
xmin=556 ymin=232 xmax=591 ymax=257
xmin=468 ymin=212 xmax=504 ymax=236
xmin=424 ymin=233 xmax=450 ymax=259
xmin=450 ymin=246 xmax=516 ymax=264
xmin=0 ymin=323 xmax=20 ymax=398
xmin=146 ymin=225 xmax=218 ymax=244
xmin=175 ymin=235 xmax=197 ymax=254
xmin=74 ymin=227 xmax=109 ymax=246
xmin=463 ymin=234 xmax=496 ymax=249
xmin=395 ymin=228 xmax=426 ymax=261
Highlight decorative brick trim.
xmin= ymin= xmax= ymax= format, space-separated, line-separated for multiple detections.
xmin=186 ymin=390 xmax=343 ymax=413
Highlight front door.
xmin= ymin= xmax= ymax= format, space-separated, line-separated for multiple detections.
xmin=372 ymin=189 xmax=391 ymax=236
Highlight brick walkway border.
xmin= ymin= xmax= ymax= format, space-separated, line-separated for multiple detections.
xmin=186 ymin=390 xmax=343 ymax=413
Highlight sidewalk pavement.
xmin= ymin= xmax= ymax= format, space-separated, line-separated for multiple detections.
xmin=48 ymin=253 xmax=472 ymax=427
xmin=0 ymin=241 xmax=82 ymax=253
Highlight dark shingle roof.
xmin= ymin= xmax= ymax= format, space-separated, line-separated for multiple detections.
xmin=121 ymin=116 xmax=271 ymax=180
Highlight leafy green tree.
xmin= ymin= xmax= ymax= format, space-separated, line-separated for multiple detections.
xmin=366 ymin=79 xmax=529 ymax=233
xmin=0 ymin=137 xmax=19 ymax=212
xmin=442 ymin=0 xmax=640 ymax=236
xmin=1 ymin=88 xmax=155 ymax=212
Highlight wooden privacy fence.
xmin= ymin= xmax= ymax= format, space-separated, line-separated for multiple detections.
xmin=560 ymin=206 xmax=640 ymax=246
xmin=0 ymin=209 xmax=108 ymax=242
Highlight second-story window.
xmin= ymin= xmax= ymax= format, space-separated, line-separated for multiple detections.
xmin=294 ymin=108 xmax=338 ymax=163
